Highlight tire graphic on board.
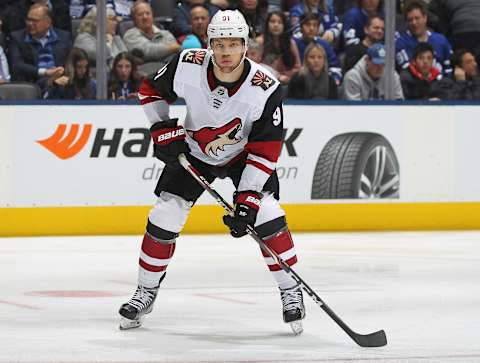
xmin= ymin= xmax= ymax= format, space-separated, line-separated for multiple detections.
xmin=311 ymin=132 xmax=400 ymax=199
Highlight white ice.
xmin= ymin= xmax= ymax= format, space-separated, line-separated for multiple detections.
xmin=1 ymin=231 xmax=479 ymax=363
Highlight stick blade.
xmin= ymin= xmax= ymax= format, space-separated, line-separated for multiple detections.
xmin=353 ymin=329 xmax=387 ymax=347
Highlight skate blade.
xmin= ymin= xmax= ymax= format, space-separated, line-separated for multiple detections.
xmin=119 ymin=316 xmax=144 ymax=330
xmin=289 ymin=320 xmax=303 ymax=335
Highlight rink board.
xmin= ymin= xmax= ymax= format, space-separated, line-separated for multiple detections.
xmin=1 ymin=101 xmax=480 ymax=236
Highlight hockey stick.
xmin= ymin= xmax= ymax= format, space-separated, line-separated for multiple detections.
xmin=178 ymin=154 xmax=387 ymax=347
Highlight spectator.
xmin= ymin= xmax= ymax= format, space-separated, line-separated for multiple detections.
xmin=172 ymin=0 xmax=220 ymax=38
xmin=343 ymin=43 xmax=404 ymax=100
xmin=288 ymin=42 xmax=338 ymax=99
xmin=255 ymin=11 xmax=301 ymax=84
xmin=46 ymin=47 xmax=96 ymax=99
xmin=246 ymin=38 xmax=279 ymax=77
xmin=289 ymin=0 xmax=342 ymax=44
xmin=8 ymin=3 xmax=71 ymax=91
xmin=428 ymin=0 xmax=480 ymax=61
xmin=344 ymin=14 xmax=384 ymax=72
xmin=0 ymin=45 xmax=10 ymax=83
xmin=400 ymin=42 xmax=454 ymax=100
xmin=108 ymin=51 xmax=141 ymax=99
xmin=123 ymin=0 xmax=180 ymax=64
xmin=452 ymin=49 xmax=480 ymax=100
xmin=1 ymin=0 xmax=72 ymax=35
xmin=343 ymin=0 xmax=383 ymax=47
xmin=236 ymin=0 xmax=268 ymax=39
xmin=396 ymin=0 xmax=453 ymax=77
xmin=68 ymin=0 xmax=144 ymax=19
xmin=74 ymin=6 xmax=127 ymax=68
xmin=292 ymin=13 xmax=342 ymax=84
xmin=178 ymin=4 xmax=209 ymax=49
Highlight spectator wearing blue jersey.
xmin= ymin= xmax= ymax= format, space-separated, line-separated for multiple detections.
xmin=292 ymin=13 xmax=342 ymax=84
xmin=343 ymin=0 xmax=383 ymax=47
xmin=172 ymin=0 xmax=220 ymax=38
xmin=395 ymin=0 xmax=453 ymax=77
xmin=289 ymin=0 xmax=341 ymax=44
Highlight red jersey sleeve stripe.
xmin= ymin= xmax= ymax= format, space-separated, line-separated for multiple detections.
xmin=138 ymin=79 xmax=174 ymax=105
xmin=245 ymin=141 xmax=282 ymax=162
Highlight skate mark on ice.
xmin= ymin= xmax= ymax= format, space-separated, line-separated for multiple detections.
xmin=193 ymin=293 xmax=257 ymax=305
xmin=25 ymin=290 xmax=127 ymax=297
xmin=0 ymin=299 xmax=43 ymax=310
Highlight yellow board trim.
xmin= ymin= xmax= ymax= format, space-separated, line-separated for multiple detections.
xmin=1 ymin=202 xmax=480 ymax=237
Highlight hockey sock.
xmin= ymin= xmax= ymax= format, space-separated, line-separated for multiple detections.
xmin=138 ymin=233 xmax=176 ymax=288
xmin=261 ymin=229 xmax=298 ymax=290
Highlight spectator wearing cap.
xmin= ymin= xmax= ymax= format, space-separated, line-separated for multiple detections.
xmin=288 ymin=42 xmax=338 ymax=99
xmin=177 ymin=4 xmax=209 ymax=49
xmin=395 ymin=0 xmax=453 ymax=77
xmin=292 ymin=13 xmax=342 ymax=84
xmin=343 ymin=0 xmax=383 ymax=47
xmin=289 ymin=0 xmax=342 ymax=44
xmin=123 ymin=1 xmax=180 ymax=64
xmin=400 ymin=42 xmax=454 ymax=100
xmin=74 ymin=6 xmax=127 ymax=69
xmin=172 ymin=0 xmax=220 ymax=38
xmin=256 ymin=11 xmax=301 ymax=84
xmin=344 ymin=14 xmax=384 ymax=72
xmin=451 ymin=49 xmax=480 ymax=100
xmin=8 ymin=3 xmax=71 ymax=90
xmin=343 ymin=43 xmax=403 ymax=100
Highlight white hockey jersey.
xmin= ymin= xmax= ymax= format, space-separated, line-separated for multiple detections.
xmin=139 ymin=49 xmax=285 ymax=193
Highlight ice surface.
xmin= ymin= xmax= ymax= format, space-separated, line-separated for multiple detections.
xmin=1 ymin=231 xmax=479 ymax=362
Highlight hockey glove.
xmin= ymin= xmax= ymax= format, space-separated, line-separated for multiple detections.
xmin=150 ymin=118 xmax=190 ymax=166
xmin=223 ymin=191 xmax=262 ymax=238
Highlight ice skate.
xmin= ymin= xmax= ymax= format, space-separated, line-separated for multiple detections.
xmin=119 ymin=284 xmax=159 ymax=330
xmin=280 ymin=284 xmax=305 ymax=335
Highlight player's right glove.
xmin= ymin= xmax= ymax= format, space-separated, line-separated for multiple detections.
xmin=150 ymin=118 xmax=190 ymax=166
xmin=223 ymin=191 xmax=262 ymax=238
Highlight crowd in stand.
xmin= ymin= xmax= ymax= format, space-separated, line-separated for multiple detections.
xmin=0 ymin=0 xmax=479 ymax=100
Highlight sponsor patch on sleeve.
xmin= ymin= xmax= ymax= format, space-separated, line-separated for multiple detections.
xmin=251 ymin=70 xmax=276 ymax=90
xmin=181 ymin=50 xmax=207 ymax=65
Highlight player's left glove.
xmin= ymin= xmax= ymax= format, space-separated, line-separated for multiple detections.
xmin=150 ymin=118 xmax=190 ymax=167
xmin=223 ymin=191 xmax=262 ymax=238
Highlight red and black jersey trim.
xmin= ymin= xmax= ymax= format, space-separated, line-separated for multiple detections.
xmin=182 ymin=50 xmax=207 ymax=65
xmin=145 ymin=53 xmax=181 ymax=104
xmin=206 ymin=59 xmax=251 ymax=97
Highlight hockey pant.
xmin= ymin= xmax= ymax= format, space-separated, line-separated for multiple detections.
xmin=137 ymin=191 xmax=298 ymax=290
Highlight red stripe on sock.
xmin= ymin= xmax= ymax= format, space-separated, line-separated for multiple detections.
xmin=266 ymin=255 xmax=298 ymax=271
xmin=141 ymin=233 xmax=176 ymax=259
xmin=139 ymin=258 xmax=168 ymax=272
xmin=261 ymin=230 xmax=294 ymax=256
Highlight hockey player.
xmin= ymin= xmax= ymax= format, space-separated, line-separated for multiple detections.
xmin=118 ymin=9 xmax=306 ymax=334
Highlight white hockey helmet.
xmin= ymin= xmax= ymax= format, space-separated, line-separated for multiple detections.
xmin=207 ymin=10 xmax=249 ymax=50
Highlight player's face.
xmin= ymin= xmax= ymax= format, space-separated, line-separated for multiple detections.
xmin=211 ymin=38 xmax=245 ymax=72
xmin=407 ymin=9 xmax=427 ymax=37
xmin=268 ymin=14 xmax=284 ymax=36
xmin=306 ymin=47 xmax=325 ymax=75
xmin=365 ymin=18 xmax=384 ymax=42
xmin=414 ymin=51 xmax=434 ymax=76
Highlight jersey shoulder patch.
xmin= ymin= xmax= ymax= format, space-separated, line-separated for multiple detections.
xmin=181 ymin=50 xmax=207 ymax=65
xmin=251 ymin=70 xmax=276 ymax=91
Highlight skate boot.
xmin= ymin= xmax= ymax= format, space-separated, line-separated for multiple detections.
xmin=280 ymin=284 xmax=306 ymax=335
xmin=119 ymin=284 xmax=159 ymax=330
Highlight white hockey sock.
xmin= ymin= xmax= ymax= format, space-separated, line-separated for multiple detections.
xmin=271 ymin=269 xmax=298 ymax=290
xmin=138 ymin=269 xmax=165 ymax=289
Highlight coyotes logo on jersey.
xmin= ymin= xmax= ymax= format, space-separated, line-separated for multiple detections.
xmin=251 ymin=70 xmax=275 ymax=91
xmin=182 ymin=50 xmax=207 ymax=65
xmin=187 ymin=118 xmax=242 ymax=157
